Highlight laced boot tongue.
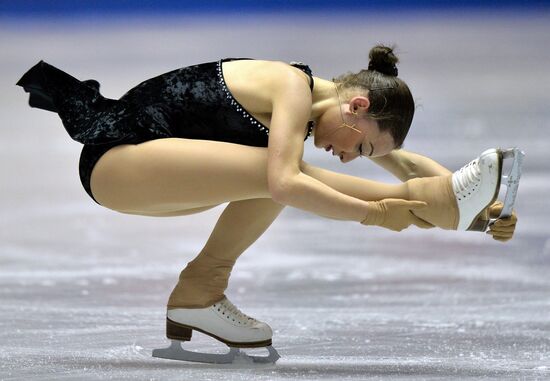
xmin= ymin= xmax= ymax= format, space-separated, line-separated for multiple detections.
xmin=223 ymin=298 xmax=256 ymax=322
xmin=456 ymin=160 xmax=481 ymax=194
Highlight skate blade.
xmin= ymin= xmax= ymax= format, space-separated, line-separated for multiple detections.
xmin=467 ymin=147 xmax=524 ymax=232
xmin=152 ymin=340 xmax=280 ymax=364
xmin=496 ymin=148 xmax=524 ymax=219
xmin=486 ymin=147 xmax=525 ymax=229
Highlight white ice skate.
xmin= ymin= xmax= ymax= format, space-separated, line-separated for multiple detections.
xmin=152 ymin=296 xmax=280 ymax=364
xmin=452 ymin=147 xmax=524 ymax=231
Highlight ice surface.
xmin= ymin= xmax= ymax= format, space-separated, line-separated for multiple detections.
xmin=1 ymin=10 xmax=549 ymax=380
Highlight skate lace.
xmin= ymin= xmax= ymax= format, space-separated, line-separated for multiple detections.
xmin=455 ymin=159 xmax=481 ymax=196
xmin=216 ymin=298 xmax=258 ymax=325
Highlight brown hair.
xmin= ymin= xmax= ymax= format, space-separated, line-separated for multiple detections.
xmin=332 ymin=44 xmax=414 ymax=149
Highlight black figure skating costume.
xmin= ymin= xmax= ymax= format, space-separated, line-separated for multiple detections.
xmin=16 ymin=58 xmax=315 ymax=205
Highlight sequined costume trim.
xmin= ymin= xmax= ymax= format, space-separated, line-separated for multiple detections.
xmin=216 ymin=60 xmax=270 ymax=136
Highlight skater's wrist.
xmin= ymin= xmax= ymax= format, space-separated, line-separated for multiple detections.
xmin=360 ymin=201 xmax=385 ymax=226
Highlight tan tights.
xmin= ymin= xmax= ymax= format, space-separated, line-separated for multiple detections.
xmin=167 ymin=175 xmax=458 ymax=309
xmin=167 ymin=198 xmax=285 ymax=309
xmin=407 ymin=175 xmax=459 ymax=230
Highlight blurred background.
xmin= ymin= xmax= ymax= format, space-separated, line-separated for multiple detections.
xmin=1 ymin=1 xmax=549 ymax=379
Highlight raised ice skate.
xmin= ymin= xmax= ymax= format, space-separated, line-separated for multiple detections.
xmin=452 ymin=147 xmax=524 ymax=231
xmin=152 ymin=296 xmax=280 ymax=364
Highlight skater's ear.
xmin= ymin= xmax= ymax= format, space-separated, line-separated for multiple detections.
xmin=349 ymin=96 xmax=370 ymax=115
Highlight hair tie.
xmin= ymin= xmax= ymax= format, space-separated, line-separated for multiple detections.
xmin=368 ymin=62 xmax=398 ymax=77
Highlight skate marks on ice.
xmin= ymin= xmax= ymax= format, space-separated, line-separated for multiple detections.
xmin=134 ymin=339 xmax=550 ymax=379
xmin=129 ymin=337 xmax=549 ymax=379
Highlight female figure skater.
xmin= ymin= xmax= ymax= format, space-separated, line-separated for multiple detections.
xmin=17 ymin=45 xmax=517 ymax=363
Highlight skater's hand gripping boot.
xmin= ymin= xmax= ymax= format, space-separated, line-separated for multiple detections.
xmin=486 ymin=201 xmax=518 ymax=242
xmin=361 ymin=199 xmax=434 ymax=232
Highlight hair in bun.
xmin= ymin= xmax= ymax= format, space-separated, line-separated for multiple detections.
xmin=368 ymin=44 xmax=399 ymax=76
xmin=332 ymin=44 xmax=414 ymax=148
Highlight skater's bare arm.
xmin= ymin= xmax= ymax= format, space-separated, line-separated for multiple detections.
xmin=370 ymin=149 xmax=452 ymax=181
xmin=267 ymin=72 xmax=372 ymax=222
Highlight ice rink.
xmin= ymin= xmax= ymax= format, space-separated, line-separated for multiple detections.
xmin=1 ymin=9 xmax=549 ymax=380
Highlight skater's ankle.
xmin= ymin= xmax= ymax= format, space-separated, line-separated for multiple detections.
xmin=406 ymin=175 xmax=458 ymax=230
xmin=194 ymin=250 xmax=237 ymax=263
xmin=167 ymin=295 xmax=225 ymax=310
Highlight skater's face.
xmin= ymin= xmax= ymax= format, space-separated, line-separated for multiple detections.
xmin=313 ymin=96 xmax=395 ymax=163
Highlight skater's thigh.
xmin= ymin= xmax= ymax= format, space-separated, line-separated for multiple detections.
xmin=120 ymin=205 xmax=222 ymax=217
xmin=90 ymin=138 xmax=272 ymax=214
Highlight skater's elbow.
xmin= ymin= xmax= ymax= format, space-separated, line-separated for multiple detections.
xmin=269 ymin=171 xmax=319 ymax=206
xmin=396 ymin=152 xmax=419 ymax=180
xmin=267 ymin=161 xmax=306 ymax=204
xmin=404 ymin=160 xmax=420 ymax=180
xmin=370 ymin=150 xmax=416 ymax=181
xmin=268 ymin=176 xmax=296 ymax=204
xmin=396 ymin=150 xmax=452 ymax=179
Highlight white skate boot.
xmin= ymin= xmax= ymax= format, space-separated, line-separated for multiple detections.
xmin=152 ymin=296 xmax=280 ymax=364
xmin=452 ymin=147 xmax=524 ymax=231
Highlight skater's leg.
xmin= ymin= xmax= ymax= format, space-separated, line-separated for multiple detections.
xmin=166 ymin=179 xmax=458 ymax=310
xmin=406 ymin=176 xmax=458 ymax=230
xmin=167 ymin=197 xmax=285 ymax=309
xmin=89 ymin=138 xmax=274 ymax=214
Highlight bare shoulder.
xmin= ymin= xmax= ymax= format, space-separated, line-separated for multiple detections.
xmin=222 ymin=60 xmax=312 ymax=115
xmin=223 ymin=59 xmax=310 ymax=88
